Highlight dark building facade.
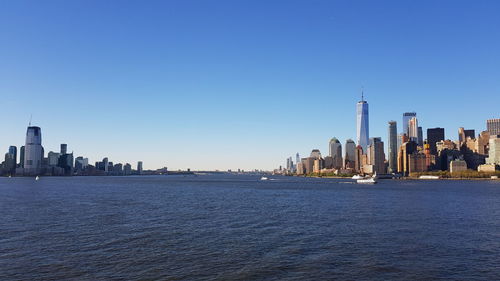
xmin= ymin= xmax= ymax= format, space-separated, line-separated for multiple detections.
xmin=427 ymin=127 xmax=445 ymax=156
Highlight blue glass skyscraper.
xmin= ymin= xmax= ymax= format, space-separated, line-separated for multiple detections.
xmin=356 ymin=93 xmax=369 ymax=152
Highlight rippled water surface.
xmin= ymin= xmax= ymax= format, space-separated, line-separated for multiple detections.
xmin=1 ymin=175 xmax=500 ymax=280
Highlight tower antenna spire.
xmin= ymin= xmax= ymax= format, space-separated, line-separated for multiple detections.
xmin=361 ymin=87 xmax=364 ymax=101
xmin=29 ymin=114 xmax=32 ymax=126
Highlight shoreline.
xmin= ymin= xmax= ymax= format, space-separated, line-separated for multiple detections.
xmin=296 ymin=175 xmax=499 ymax=181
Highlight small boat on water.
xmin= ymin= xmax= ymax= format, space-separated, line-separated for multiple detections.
xmin=35 ymin=176 xmax=40 ymax=181
xmin=352 ymin=175 xmax=364 ymax=180
xmin=357 ymin=177 xmax=377 ymax=184
xmin=260 ymin=176 xmax=269 ymax=181
xmin=419 ymin=175 xmax=440 ymax=179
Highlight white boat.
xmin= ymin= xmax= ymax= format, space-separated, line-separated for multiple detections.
xmin=352 ymin=175 xmax=364 ymax=180
xmin=260 ymin=176 xmax=269 ymax=181
xmin=35 ymin=176 xmax=40 ymax=181
xmin=491 ymin=176 xmax=499 ymax=180
xmin=357 ymin=177 xmax=377 ymax=184
xmin=419 ymin=175 xmax=440 ymax=179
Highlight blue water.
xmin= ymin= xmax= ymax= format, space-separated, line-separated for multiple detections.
xmin=1 ymin=175 xmax=499 ymax=280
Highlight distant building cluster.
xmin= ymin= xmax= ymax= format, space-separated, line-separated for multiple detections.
xmin=1 ymin=125 xmax=145 ymax=177
xmin=278 ymin=94 xmax=500 ymax=176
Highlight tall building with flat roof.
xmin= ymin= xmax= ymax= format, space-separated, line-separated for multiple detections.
xmin=388 ymin=121 xmax=397 ymax=173
xmin=408 ymin=117 xmax=419 ymax=143
xmin=137 ymin=161 xmax=143 ymax=174
xmin=486 ymin=135 xmax=500 ymax=165
xmin=403 ymin=112 xmax=417 ymax=136
xmin=356 ymin=93 xmax=369 ymax=152
xmin=417 ymin=126 xmax=423 ymax=146
xmin=427 ymin=128 xmax=445 ymax=156
xmin=368 ymin=137 xmax=386 ymax=174
xmin=487 ymin=119 xmax=500 ymax=135
xmin=24 ymin=126 xmax=43 ymax=175
xmin=60 ymin=144 xmax=67 ymax=155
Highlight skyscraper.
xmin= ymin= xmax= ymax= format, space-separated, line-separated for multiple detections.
xmin=427 ymin=128 xmax=445 ymax=156
xmin=368 ymin=137 xmax=386 ymax=174
xmin=402 ymin=112 xmax=417 ymax=136
xmin=60 ymin=144 xmax=67 ymax=155
xmin=388 ymin=121 xmax=397 ymax=173
xmin=486 ymin=135 xmax=500 ymax=165
xmin=408 ymin=117 xmax=419 ymax=143
xmin=344 ymin=139 xmax=356 ymax=169
xmin=329 ymin=138 xmax=343 ymax=169
xmin=4 ymin=146 xmax=17 ymax=175
xmin=458 ymin=127 xmax=475 ymax=145
xmin=137 ymin=161 xmax=143 ymax=174
xmin=356 ymin=93 xmax=369 ymax=152
xmin=417 ymin=126 xmax=423 ymax=146
xmin=23 ymin=126 xmax=43 ymax=175
xmin=487 ymin=119 xmax=500 ymax=135
xmin=19 ymin=146 xmax=25 ymax=168
xmin=310 ymin=149 xmax=322 ymax=159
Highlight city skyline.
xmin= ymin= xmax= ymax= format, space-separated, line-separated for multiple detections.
xmin=1 ymin=1 xmax=500 ymax=170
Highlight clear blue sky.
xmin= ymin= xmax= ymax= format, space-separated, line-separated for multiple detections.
xmin=1 ymin=0 xmax=499 ymax=170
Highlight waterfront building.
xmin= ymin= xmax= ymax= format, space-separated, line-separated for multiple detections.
xmin=402 ymin=112 xmax=417 ymax=136
xmin=75 ymin=157 xmax=89 ymax=172
xmin=296 ymin=162 xmax=304 ymax=175
xmin=113 ymin=163 xmax=123 ymax=175
xmin=313 ymin=158 xmax=324 ymax=174
xmin=344 ymin=139 xmax=356 ymax=169
xmin=48 ymin=151 xmax=60 ymax=166
xmin=356 ymin=93 xmax=369 ymax=152
xmin=329 ymin=138 xmax=343 ymax=169
xmin=96 ymin=157 xmax=109 ymax=172
xmin=23 ymin=126 xmax=44 ymax=175
xmin=286 ymin=157 xmax=292 ymax=170
xmin=58 ymin=152 xmax=74 ymax=176
xmin=295 ymin=153 xmax=300 ymax=167
xmin=388 ymin=121 xmax=398 ymax=173
xmin=3 ymin=146 xmax=17 ymax=175
xmin=450 ymin=160 xmax=467 ymax=173
xmin=302 ymin=157 xmax=315 ymax=174
xmin=137 ymin=161 xmax=143 ymax=174
xmin=486 ymin=135 xmax=500 ymax=165
xmin=124 ymin=163 xmax=132 ymax=175
xmin=367 ymin=137 xmax=386 ymax=174
xmin=427 ymin=128 xmax=445 ymax=156
xmin=8 ymin=146 xmax=17 ymax=163
xmin=408 ymin=153 xmax=428 ymax=174
xmin=408 ymin=117 xmax=419 ymax=143
xmin=478 ymin=164 xmax=496 ymax=172
xmin=487 ymin=119 xmax=500 ymax=135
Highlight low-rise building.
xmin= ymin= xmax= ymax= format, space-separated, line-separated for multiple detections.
xmin=450 ymin=160 xmax=467 ymax=173
xmin=478 ymin=164 xmax=497 ymax=172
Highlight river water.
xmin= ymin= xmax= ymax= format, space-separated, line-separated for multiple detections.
xmin=1 ymin=175 xmax=499 ymax=280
